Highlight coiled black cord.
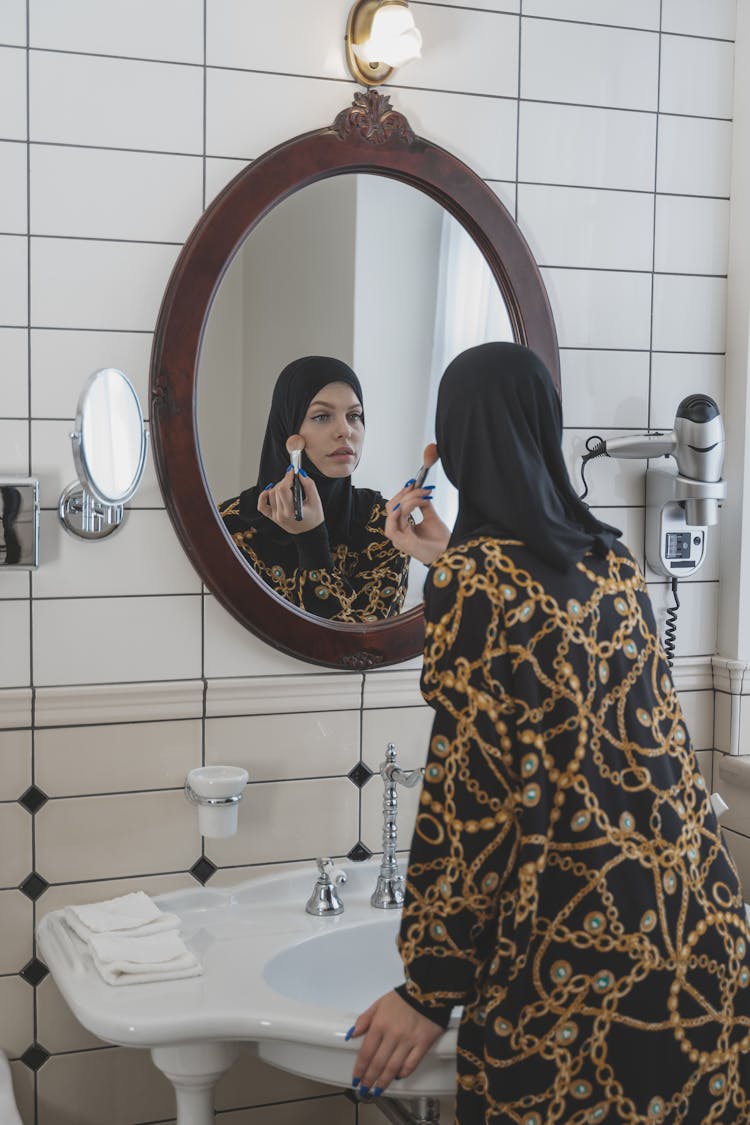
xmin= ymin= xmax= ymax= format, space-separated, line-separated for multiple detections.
xmin=578 ymin=435 xmax=608 ymax=501
xmin=664 ymin=577 xmax=680 ymax=668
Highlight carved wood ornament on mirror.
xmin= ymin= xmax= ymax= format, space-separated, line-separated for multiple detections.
xmin=150 ymin=91 xmax=560 ymax=670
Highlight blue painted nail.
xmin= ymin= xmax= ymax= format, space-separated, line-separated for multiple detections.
xmin=359 ymin=1086 xmax=370 ymax=1096
xmin=393 ymin=502 xmax=400 ymax=511
xmin=299 ymin=468 xmax=308 ymax=478
xmin=263 ymin=482 xmax=273 ymax=491
xmin=345 ymin=1026 xmax=355 ymax=1041
xmin=373 ymin=1087 xmax=383 ymax=1097
xmin=423 ymin=484 xmax=436 ymax=489
xmin=352 ymin=1077 xmax=360 ymax=1086
xmin=286 ymin=464 xmax=293 ymax=472
xmin=404 ymin=478 xmax=415 ymax=487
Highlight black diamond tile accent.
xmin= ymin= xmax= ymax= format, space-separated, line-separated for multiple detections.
xmin=190 ymin=856 xmax=217 ymax=885
xmin=19 ymin=872 xmax=49 ymax=902
xmin=20 ymin=957 xmax=49 ymax=987
xmin=347 ymin=762 xmax=374 ymax=789
xmin=20 ymin=1043 xmax=50 ymax=1072
xmin=347 ymin=842 xmax=372 ymax=863
xmin=18 ymin=785 xmax=49 ymax=814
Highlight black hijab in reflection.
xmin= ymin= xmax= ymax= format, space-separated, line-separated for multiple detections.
xmin=436 ymin=342 xmax=620 ymax=572
xmin=251 ymin=355 xmax=364 ymax=546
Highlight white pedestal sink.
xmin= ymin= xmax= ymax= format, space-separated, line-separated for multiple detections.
xmin=36 ymin=858 xmax=458 ymax=1124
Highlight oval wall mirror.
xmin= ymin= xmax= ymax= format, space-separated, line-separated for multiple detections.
xmin=74 ymin=368 xmax=148 ymax=506
xmin=150 ymin=91 xmax=559 ymax=669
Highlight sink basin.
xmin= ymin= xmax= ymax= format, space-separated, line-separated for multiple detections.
xmin=263 ymin=917 xmax=402 ymax=1008
xmin=36 ymin=857 xmax=458 ymax=1124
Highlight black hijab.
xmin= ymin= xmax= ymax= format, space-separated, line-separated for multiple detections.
xmin=239 ymin=355 xmax=364 ymax=546
xmin=436 ymin=342 xmax=620 ymax=572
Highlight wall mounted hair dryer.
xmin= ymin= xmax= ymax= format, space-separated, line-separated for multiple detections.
xmin=583 ymin=395 xmax=727 ymax=579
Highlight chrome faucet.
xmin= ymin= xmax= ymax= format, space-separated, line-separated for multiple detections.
xmin=305 ymin=858 xmax=347 ymax=916
xmin=371 ymin=743 xmax=424 ymax=909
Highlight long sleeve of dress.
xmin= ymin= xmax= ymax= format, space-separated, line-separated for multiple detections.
xmin=219 ymin=494 xmax=408 ymax=623
xmin=395 ymin=545 xmax=520 ymax=1026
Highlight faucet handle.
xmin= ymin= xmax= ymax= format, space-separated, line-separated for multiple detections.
xmin=316 ymin=857 xmax=347 ymax=885
xmin=306 ymin=858 xmax=346 ymax=916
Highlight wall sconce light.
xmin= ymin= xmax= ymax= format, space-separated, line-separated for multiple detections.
xmin=346 ymin=0 xmax=422 ymax=87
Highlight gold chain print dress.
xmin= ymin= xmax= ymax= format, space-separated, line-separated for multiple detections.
xmin=396 ymin=536 xmax=750 ymax=1125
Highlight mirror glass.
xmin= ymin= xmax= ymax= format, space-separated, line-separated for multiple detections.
xmin=75 ymin=368 xmax=147 ymax=505
xmin=196 ymin=174 xmax=513 ymax=616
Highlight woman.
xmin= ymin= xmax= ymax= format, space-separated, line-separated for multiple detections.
xmin=219 ymin=356 xmax=409 ymax=622
xmin=350 ymin=342 xmax=750 ymax=1123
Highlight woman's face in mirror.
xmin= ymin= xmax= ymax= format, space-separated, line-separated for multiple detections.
xmin=298 ymin=381 xmax=365 ymax=478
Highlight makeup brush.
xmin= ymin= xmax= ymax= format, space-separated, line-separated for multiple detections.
xmin=286 ymin=434 xmax=305 ymax=521
xmin=413 ymin=442 xmax=438 ymax=490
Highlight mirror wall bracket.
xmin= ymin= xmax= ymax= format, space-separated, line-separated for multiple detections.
xmin=58 ymin=482 xmax=124 ymax=540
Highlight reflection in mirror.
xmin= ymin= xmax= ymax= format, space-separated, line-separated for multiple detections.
xmin=58 ymin=368 xmax=148 ymax=541
xmin=197 ymin=174 xmax=513 ymax=617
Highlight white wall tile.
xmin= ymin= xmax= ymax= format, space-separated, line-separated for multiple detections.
xmin=0 ymin=420 xmax=28 ymax=479
xmin=216 ymin=1047 xmax=336 ymax=1112
xmin=562 ymin=429 xmax=646 ymax=507
xmin=560 ymin=350 xmax=650 ymax=429
xmin=33 ymin=595 xmax=202 ymax=685
xmin=0 ymin=802 xmax=32 ymax=885
xmin=0 ymin=141 xmax=26 ymax=234
xmin=33 ymin=509 xmax=201 ymax=597
xmin=714 ymin=759 xmax=750 ymax=838
xmin=29 ymin=51 xmax=203 ymax=153
xmin=0 ymin=47 xmax=26 ymax=140
xmin=205 ymin=157 xmax=249 ymax=206
xmin=678 ymin=690 xmax=714 ymax=751
xmin=30 ymin=238 xmax=180 ymax=332
xmin=0 ymin=601 xmax=30 ymax=688
xmin=36 ymin=870 xmax=194 ymax=923
xmin=31 ymin=0 xmax=204 ymax=63
xmin=647 ymin=578 xmax=718 ymax=657
xmin=0 ymin=728 xmax=30 ymax=799
xmin=35 ymin=718 xmax=201 ymax=796
xmin=522 ymin=20 xmax=659 ymax=110
xmin=390 ymin=7 xmax=519 ymax=98
xmin=203 ymin=595 xmax=323 ymax=677
xmin=542 ymin=268 xmax=652 ymax=350
xmin=649 ymin=353 xmax=725 ymax=430
xmin=0 ymin=1 xmax=26 ymax=45
xmin=206 ymin=711 xmax=359 ymax=781
xmin=0 ymin=977 xmax=33 ymax=1060
xmin=724 ymin=828 xmax=750 ymax=901
xmin=0 ymin=235 xmax=28 ymax=326
xmin=30 ymin=146 xmax=204 ymax=243
xmin=518 ymin=102 xmax=656 ymax=190
xmin=714 ymin=694 xmax=731 ymax=756
xmin=0 ymin=889 xmax=32 ymax=973
xmin=652 ymin=275 xmax=727 ymax=353
xmin=659 ymin=35 xmax=734 ymax=118
xmin=36 ymin=790 xmax=197 ymax=881
xmin=216 ymin=1096 xmax=354 ymax=1125
xmin=654 ymin=196 xmax=729 ymax=276
xmin=518 ymin=185 xmax=654 ymax=271
xmin=657 ymin=116 xmax=732 ymax=197
xmin=0 ymin=329 xmax=28 ymax=417
xmin=695 ymin=749 xmax=712 ymax=787
xmin=30 ymin=329 xmax=152 ymax=419
xmin=206 ymin=0 xmax=349 ymax=76
xmin=362 ymin=706 xmax=433 ymax=773
xmin=36 ymin=1046 xmax=177 ymax=1125
xmin=205 ymin=776 xmax=358 ymax=866
xmin=661 ymin=0 xmax=736 ymax=40
xmin=523 ymin=0 xmax=659 ymax=29
xmin=388 ymin=87 xmax=518 ymax=182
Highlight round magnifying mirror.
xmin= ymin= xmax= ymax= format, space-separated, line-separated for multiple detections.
xmin=74 ymin=368 xmax=147 ymax=505
xmin=59 ymin=369 xmax=148 ymax=540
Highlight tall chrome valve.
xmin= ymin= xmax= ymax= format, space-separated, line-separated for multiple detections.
xmin=371 ymin=742 xmax=424 ymax=909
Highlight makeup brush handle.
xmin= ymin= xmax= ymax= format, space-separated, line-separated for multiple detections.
xmin=413 ymin=464 xmax=430 ymax=489
xmin=292 ymin=472 xmax=303 ymax=521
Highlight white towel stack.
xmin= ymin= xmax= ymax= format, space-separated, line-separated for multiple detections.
xmin=63 ymin=891 xmax=202 ymax=986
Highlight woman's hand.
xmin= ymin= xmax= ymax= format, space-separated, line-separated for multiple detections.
xmin=385 ymin=484 xmax=450 ymax=566
xmin=257 ymin=468 xmax=324 ymax=534
xmin=349 ymin=990 xmax=444 ymax=1097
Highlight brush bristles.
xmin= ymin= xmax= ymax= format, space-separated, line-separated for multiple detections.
xmin=286 ymin=434 xmax=305 ymax=454
xmin=423 ymin=442 xmax=438 ymax=468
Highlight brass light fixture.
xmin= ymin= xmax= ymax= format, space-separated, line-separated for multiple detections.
xmin=345 ymin=0 xmax=423 ymax=87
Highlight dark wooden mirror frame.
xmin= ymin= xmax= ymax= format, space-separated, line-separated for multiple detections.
xmin=150 ymin=90 xmax=560 ymax=671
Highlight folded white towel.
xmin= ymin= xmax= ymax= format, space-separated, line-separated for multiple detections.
xmin=88 ymin=930 xmax=202 ymax=986
xmin=62 ymin=891 xmax=202 ymax=986
xmin=64 ymin=892 xmax=180 ymax=944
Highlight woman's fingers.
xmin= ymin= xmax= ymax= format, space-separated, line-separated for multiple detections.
xmin=350 ymin=992 xmax=444 ymax=1097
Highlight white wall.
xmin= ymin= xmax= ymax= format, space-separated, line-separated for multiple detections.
xmin=0 ymin=1 xmax=739 ymax=1122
